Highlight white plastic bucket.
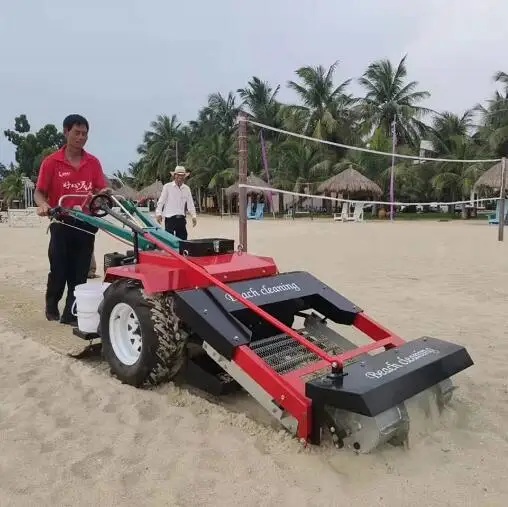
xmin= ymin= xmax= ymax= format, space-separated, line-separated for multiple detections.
xmin=72 ymin=282 xmax=111 ymax=333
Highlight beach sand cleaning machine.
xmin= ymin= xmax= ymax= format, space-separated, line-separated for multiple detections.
xmin=49 ymin=192 xmax=474 ymax=453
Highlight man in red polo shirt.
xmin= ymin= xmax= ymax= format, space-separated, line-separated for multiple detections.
xmin=35 ymin=114 xmax=110 ymax=325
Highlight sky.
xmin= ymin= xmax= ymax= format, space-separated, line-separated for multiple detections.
xmin=1 ymin=0 xmax=507 ymax=176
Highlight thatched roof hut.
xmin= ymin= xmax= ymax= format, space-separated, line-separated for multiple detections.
xmin=138 ymin=180 xmax=164 ymax=199
xmin=473 ymin=161 xmax=505 ymax=191
xmin=224 ymin=174 xmax=274 ymax=197
xmin=117 ymin=184 xmax=140 ymax=200
xmin=317 ymin=166 xmax=382 ymax=197
xmin=106 ymin=176 xmax=140 ymax=200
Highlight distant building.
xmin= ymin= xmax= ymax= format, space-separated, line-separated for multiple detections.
xmin=21 ymin=176 xmax=34 ymax=189
xmin=415 ymin=140 xmax=436 ymax=164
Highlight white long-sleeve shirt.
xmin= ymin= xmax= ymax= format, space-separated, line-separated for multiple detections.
xmin=155 ymin=181 xmax=197 ymax=219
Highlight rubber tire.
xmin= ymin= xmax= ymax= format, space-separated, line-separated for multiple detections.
xmin=99 ymin=279 xmax=187 ymax=387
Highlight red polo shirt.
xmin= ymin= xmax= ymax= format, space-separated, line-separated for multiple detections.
xmin=36 ymin=146 xmax=107 ymax=211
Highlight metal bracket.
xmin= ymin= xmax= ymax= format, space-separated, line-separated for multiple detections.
xmin=201 ymin=341 xmax=299 ymax=435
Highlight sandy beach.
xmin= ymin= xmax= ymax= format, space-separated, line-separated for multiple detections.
xmin=1 ymin=214 xmax=508 ymax=506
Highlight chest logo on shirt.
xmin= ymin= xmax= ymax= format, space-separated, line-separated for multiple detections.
xmin=58 ymin=171 xmax=71 ymax=177
xmin=62 ymin=180 xmax=93 ymax=192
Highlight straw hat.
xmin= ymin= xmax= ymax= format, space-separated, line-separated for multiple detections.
xmin=171 ymin=165 xmax=190 ymax=176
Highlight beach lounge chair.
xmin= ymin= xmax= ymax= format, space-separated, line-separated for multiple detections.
xmin=488 ymin=199 xmax=508 ymax=225
xmin=348 ymin=202 xmax=365 ymax=222
xmin=333 ymin=202 xmax=349 ymax=221
xmin=334 ymin=202 xmax=365 ymax=222
xmin=248 ymin=202 xmax=265 ymax=220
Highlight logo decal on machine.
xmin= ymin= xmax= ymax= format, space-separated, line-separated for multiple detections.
xmin=224 ymin=282 xmax=302 ymax=302
xmin=364 ymin=347 xmax=440 ymax=379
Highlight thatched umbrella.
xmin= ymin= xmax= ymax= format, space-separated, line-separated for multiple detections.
xmin=317 ymin=166 xmax=382 ymax=197
xmin=116 ymin=184 xmax=140 ymax=200
xmin=224 ymin=175 xmax=275 ymax=214
xmin=105 ymin=176 xmax=140 ymax=201
xmin=473 ymin=161 xmax=505 ymax=191
xmin=316 ymin=166 xmax=382 ymax=214
xmin=224 ymin=174 xmax=273 ymax=197
xmin=138 ymin=180 xmax=164 ymax=199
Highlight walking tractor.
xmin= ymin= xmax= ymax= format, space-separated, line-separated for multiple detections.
xmin=50 ymin=192 xmax=474 ymax=453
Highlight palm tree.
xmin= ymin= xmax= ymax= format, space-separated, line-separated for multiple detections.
xmin=427 ymin=111 xmax=475 ymax=156
xmin=0 ymin=162 xmax=9 ymax=180
xmin=112 ymin=170 xmax=137 ymax=188
xmin=286 ymin=61 xmax=357 ymax=144
xmin=474 ymin=71 xmax=508 ymax=157
xmin=269 ymin=139 xmax=327 ymax=212
xmin=185 ymin=133 xmax=236 ymax=210
xmin=237 ymin=77 xmax=283 ymax=133
xmin=198 ymin=92 xmax=240 ymax=137
xmin=358 ymin=55 xmax=433 ymax=149
xmin=493 ymin=71 xmax=508 ymax=96
xmin=424 ymin=116 xmax=488 ymax=216
xmin=0 ymin=170 xmax=24 ymax=205
xmin=139 ymin=114 xmax=182 ymax=183
xmin=378 ymin=161 xmax=436 ymax=204
xmin=121 ymin=59 xmax=508 ymax=204
xmin=326 ymin=127 xmax=393 ymax=184
xmin=123 ymin=161 xmax=146 ymax=188
xmin=272 ymin=139 xmax=326 ymax=189
xmin=431 ymin=137 xmax=482 ymax=200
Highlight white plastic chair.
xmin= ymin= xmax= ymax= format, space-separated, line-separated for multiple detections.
xmin=333 ymin=202 xmax=349 ymax=221
xmin=347 ymin=202 xmax=365 ymax=222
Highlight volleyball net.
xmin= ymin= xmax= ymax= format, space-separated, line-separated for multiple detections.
xmin=236 ymin=116 xmax=505 ymax=215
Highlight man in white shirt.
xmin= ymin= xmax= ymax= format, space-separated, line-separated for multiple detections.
xmin=155 ymin=165 xmax=197 ymax=240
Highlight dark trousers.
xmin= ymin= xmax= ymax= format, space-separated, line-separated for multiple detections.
xmin=46 ymin=220 xmax=97 ymax=316
xmin=164 ymin=215 xmax=187 ymax=240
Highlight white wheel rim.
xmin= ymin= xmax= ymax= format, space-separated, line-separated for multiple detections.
xmin=109 ymin=302 xmax=142 ymax=366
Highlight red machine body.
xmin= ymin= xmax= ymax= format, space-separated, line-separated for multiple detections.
xmin=105 ymin=249 xmax=408 ymax=441
xmin=105 ymin=249 xmax=279 ymax=293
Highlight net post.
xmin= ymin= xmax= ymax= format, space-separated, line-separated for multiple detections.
xmin=498 ymin=157 xmax=506 ymax=242
xmin=390 ymin=118 xmax=397 ymax=221
xmin=238 ymin=112 xmax=248 ymax=251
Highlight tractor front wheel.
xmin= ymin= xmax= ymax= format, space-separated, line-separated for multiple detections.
xmin=99 ymin=280 xmax=187 ymax=387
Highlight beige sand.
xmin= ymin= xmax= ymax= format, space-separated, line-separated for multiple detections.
xmin=1 ymin=215 xmax=507 ymax=506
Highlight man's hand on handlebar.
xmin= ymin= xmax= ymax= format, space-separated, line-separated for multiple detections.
xmin=36 ymin=202 xmax=51 ymax=217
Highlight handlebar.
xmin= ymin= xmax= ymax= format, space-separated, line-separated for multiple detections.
xmin=57 ymin=194 xmax=93 ymax=207
xmin=48 ymin=192 xmax=116 ymax=219
xmin=56 ymin=191 xmax=123 ymax=208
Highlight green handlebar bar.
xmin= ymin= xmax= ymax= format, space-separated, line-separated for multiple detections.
xmin=49 ymin=198 xmax=181 ymax=252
